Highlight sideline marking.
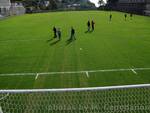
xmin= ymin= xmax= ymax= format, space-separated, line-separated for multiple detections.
xmin=35 ymin=73 xmax=39 ymax=80
xmin=0 ymin=67 xmax=150 ymax=76
xmin=86 ymin=71 xmax=89 ymax=78
xmin=131 ymin=69 xmax=137 ymax=75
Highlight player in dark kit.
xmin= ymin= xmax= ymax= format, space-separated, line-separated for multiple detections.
xmin=57 ymin=28 xmax=61 ymax=40
xmin=91 ymin=20 xmax=95 ymax=31
xmin=124 ymin=14 xmax=127 ymax=21
xmin=130 ymin=13 xmax=133 ymax=20
xmin=87 ymin=20 xmax=91 ymax=32
xmin=53 ymin=26 xmax=57 ymax=38
xmin=71 ymin=27 xmax=76 ymax=40
xmin=109 ymin=14 xmax=112 ymax=21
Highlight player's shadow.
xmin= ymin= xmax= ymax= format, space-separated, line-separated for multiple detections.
xmin=50 ymin=39 xmax=60 ymax=46
xmin=85 ymin=30 xmax=89 ymax=33
xmin=66 ymin=38 xmax=74 ymax=46
xmin=89 ymin=30 xmax=93 ymax=33
xmin=47 ymin=38 xmax=54 ymax=42
xmin=85 ymin=30 xmax=93 ymax=34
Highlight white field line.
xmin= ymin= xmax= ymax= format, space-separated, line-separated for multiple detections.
xmin=0 ymin=67 xmax=150 ymax=76
xmin=0 ymin=84 xmax=150 ymax=93
xmin=35 ymin=73 xmax=39 ymax=80
xmin=0 ymin=93 xmax=9 ymax=101
xmin=131 ymin=69 xmax=138 ymax=75
xmin=86 ymin=71 xmax=89 ymax=78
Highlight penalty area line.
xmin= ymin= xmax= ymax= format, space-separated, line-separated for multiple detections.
xmin=85 ymin=71 xmax=89 ymax=78
xmin=35 ymin=73 xmax=39 ymax=80
xmin=131 ymin=69 xmax=138 ymax=75
xmin=0 ymin=67 xmax=150 ymax=76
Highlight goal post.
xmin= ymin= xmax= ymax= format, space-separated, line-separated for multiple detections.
xmin=0 ymin=84 xmax=150 ymax=113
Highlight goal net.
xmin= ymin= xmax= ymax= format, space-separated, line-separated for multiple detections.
xmin=0 ymin=84 xmax=150 ymax=113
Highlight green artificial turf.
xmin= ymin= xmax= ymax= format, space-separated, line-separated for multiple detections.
xmin=0 ymin=11 xmax=150 ymax=89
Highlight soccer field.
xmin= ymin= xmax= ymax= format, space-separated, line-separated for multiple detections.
xmin=0 ymin=11 xmax=150 ymax=89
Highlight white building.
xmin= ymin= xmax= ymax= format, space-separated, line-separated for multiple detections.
xmin=0 ymin=0 xmax=11 ymax=16
xmin=0 ymin=0 xmax=25 ymax=16
xmin=10 ymin=2 xmax=25 ymax=15
xmin=144 ymin=0 xmax=150 ymax=15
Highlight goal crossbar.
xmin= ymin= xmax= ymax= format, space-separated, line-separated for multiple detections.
xmin=0 ymin=84 xmax=150 ymax=93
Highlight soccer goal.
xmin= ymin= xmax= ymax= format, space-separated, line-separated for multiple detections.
xmin=0 ymin=84 xmax=150 ymax=113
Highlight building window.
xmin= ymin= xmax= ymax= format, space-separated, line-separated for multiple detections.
xmin=3 ymin=8 xmax=6 ymax=13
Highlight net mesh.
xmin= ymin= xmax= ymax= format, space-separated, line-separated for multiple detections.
xmin=0 ymin=85 xmax=150 ymax=113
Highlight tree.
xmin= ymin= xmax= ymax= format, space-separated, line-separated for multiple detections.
xmin=48 ymin=0 xmax=57 ymax=10
xmin=107 ymin=0 xmax=118 ymax=4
